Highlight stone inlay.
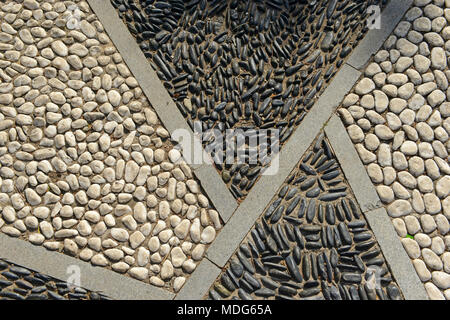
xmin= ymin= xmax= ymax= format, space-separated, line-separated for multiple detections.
xmin=0 ymin=0 xmax=221 ymax=292
xmin=207 ymin=134 xmax=402 ymax=300
xmin=109 ymin=0 xmax=388 ymax=200
xmin=338 ymin=0 xmax=450 ymax=300
xmin=0 ymin=258 xmax=109 ymax=300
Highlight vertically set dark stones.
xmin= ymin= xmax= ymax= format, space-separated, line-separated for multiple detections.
xmin=207 ymin=134 xmax=402 ymax=300
xmin=0 ymin=259 xmax=109 ymax=300
xmin=110 ymin=0 xmax=389 ymax=200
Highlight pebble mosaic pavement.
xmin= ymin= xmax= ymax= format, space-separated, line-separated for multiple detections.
xmin=110 ymin=0 xmax=388 ymax=200
xmin=0 ymin=0 xmax=222 ymax=292
xmin=339 ymin=0 xmax=450 ymax=300
xmin=0 ymin=0 xmax=446 ymax=301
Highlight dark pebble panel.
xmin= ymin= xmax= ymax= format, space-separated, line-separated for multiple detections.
xmin=110 ymin=0 xmax=388 ymax=200
xmin=206 ymin=133 xmax=402 ymax=300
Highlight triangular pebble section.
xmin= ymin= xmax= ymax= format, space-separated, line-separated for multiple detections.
xmin=110 ymin=0 xmax=388 ymax=200
xmin=0 ymin=258 xmax=109 ymax=300
xmin=0 ymin=0 xmax=221 ymax=292
xmin=207 ymin=133 xmax=402 ymax=300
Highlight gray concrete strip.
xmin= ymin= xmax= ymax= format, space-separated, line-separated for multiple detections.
xmin=363 ymin=208 xmax=429 ymax=300
xmin=205 ymin=180 xmax=281 ymax=268
xmin=87 ymin=0 xmax=236 ymax=222
xmin=306 ymin=64 xmax=362 ymax=122
xmin=207 ymin=64 xmax=362 ymax=268
xmin=0 ymin=234 xmax=174 ymax=300
xmin=193 ymin=164 xmax=238 ymax=223
xmin=174 ymin=258 xmax=221 ymax=300
xmin=346 ymin=0 xmax=413 ymax=70
xmin=325 ymin=115 xmax=382 ymax=213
